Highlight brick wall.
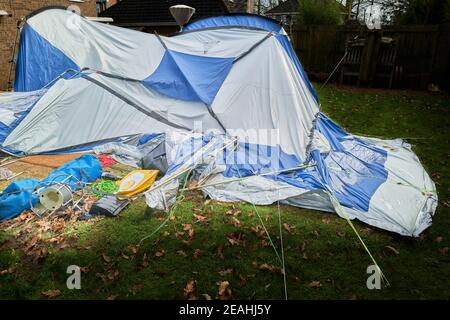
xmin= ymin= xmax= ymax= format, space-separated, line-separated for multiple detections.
xmin=0 ymin=0 xmax=97 ymax=91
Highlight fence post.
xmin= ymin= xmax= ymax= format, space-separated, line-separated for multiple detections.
xmin=359 ymin=30 xmax=380 ymax=86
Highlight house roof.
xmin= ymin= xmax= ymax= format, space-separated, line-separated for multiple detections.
xmin=99 ymin=0 xmax=229 ymax=26
xmin=265 ymin=0 xmax=299 ymax=15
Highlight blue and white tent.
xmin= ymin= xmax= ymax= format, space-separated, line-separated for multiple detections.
xmin=0 ymin=8 xmax=437 ymax=236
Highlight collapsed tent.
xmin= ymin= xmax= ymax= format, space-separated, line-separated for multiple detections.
xmin=0 ymin=8 xmax=437 ymax=236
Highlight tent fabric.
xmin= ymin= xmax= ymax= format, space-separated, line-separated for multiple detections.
xmin=0 ymin=8 xmax=437 ymax=236
xmin=14 ymin=24 xmax=79 ymax=92
xmin=143 ymin=50 xmax=234 ymax=104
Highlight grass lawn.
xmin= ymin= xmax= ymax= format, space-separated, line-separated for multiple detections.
xmin=0 ymin=84 xmax=449 ymax=300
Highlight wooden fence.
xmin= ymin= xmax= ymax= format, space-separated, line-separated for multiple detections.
xmin=291 ymin=23 xmax=450 ymax=90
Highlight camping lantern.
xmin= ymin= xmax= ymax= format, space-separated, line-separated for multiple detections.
xmin=169 ymin=5 xmax=196 ymax=30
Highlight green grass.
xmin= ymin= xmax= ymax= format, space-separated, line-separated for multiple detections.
xmin=0 ymin=85 xmax=449 ymax=300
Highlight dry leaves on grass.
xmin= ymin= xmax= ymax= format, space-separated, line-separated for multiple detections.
xmin=154 ymin=250 xmax=165 ymax=257
xmin=102 ymin=253 xmax=111 ymax=263
xmin=42 ymin=289 xmax=61 ymax=298
xmin=227 ymin=232 xmax=245 ymax=246
xmin=0 ymin=266 xmax=15 ymax=275
xmin=255 ymin=262 xmax=281 ymax=274
xmin=218 ymin=268 xmax=233 ymax=276
xmin=385 ymin=245 xmax=400 ymax=256
xmin=177 ymin=250 xmax=188 ymax=257
xmin=283 ymin=223 xmax=295 ymax=234
xmin=217 ymin=244 xmax=224 ymax=259
xmin=141 ymin=253 xmax=150 ymax=268
xmin=249 ymin=225 xmax=265 ymax=238
xmin=308 ymin=280 xmax=322 ymax=288
xmin=193 ymin=249 xmax=202 ymax=259
xmin=228 ymin=217 xmax=242 ymax=227
xmin=225 ymin=208 xmax=241 ymax=216
xmin=216 ymin=281 xmax=232 ymax=300
xmin=193 ymin=213 xmax=207 ymax=222
xmin=184 ymin=280 xmax=197 ymax=300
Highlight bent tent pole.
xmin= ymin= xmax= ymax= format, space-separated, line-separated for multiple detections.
xmin=7 ymin=19 xmax=23 ymax=91
xmin=43 ymin=67 xmax=89 ymax=89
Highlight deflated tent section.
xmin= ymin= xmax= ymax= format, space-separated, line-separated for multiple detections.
xmin=1 ymin=8 xmax=437 ymax=236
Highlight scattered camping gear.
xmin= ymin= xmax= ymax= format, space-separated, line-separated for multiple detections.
xmin=88 ymin=194 xmax=130 ymax=217
xmin=0 ymin=154 xmax=102 ymax=220
xmin=101 ymin=172 xmax=122 ymax=180
xmin=0 ymin=167 xmax=15 ymax=180
xmin=116 ymin=170 xmax=159 ymax=198
xmin=141 ymin=138 xmax=168 ymax=174
xmin=97 ymin=154 xmax=116 ymax=168
xmin=37 ymin=183 xmax=72 ymax=211
xmin=89 ymin=179 xmax=119 ymax=198
xmin=0 ymin=9 xmax=437 ymax=237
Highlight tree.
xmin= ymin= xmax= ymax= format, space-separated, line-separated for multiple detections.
xmin=380 ymin=0 xmax=450 ymax=25
xmin=297 ymin=0 xmax=344 ymax=25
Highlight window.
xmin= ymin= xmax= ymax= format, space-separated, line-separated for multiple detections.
xmin=96 ymin=0 xmax=107 ymax=13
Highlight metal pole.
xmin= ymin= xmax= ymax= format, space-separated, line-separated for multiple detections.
xmin=7 ymin=20 xmax=22 ymax=91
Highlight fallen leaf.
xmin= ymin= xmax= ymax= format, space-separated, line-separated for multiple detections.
xmin=107 ymin=269 xmax=120 ymax=281
xmin=42 ymin=289 xmax=61 ymax=298
xmin=161 ymin=231 xmax=170 ymax=237
xmin=177 ymin=250 xmax=188 ymax=257
xmin=142 ymin=253 xmax=149 ymax=267
xmin=193 ymin=249 xmax=201 ymax=259
xmin=249 ymin=226 xmax=264 ymax=238
xmin=229 ymin=217 xmax=242 ymax=227
xmin=217 ymin=245 xmax=224 ymax=259
xmin=102 ymin=254 xmax=111 ymax=263
xmin=202 ymin=293 xmax=212 ymax=300
xmin=154 ymin=250 xmax=165 ymax=257
xmin=174 ymin=231 xmax=185 ymax=238
xmin=193 ymin=214 xmax=207 ymax=222
xmin=0 ymin=266 xmax=15 ymax=275
xmin=128 ymin=245 xmax=139 ymax=254
xmin=283 ymin=223 xmax=295 ymax=234
xmin=227 ymin=232 xmax=245 ymax=246
xmin=218 ymin=268 xmax=233 ymax=276
xmin=216 ymin=281 xmax=232 ymax=300
xmin=51 ymin=218 xmax=65 ymax=233
xmin=182 ymin=224 xmax=192 ymax=231
xmin=226 ymin=209 xmax=241 ymax=216
xmin=300 ymin=240 xmax=308 ymax=253
xmin=435 ymin=236 xmax=443 ymax=243
xmin=107 ymin=294 xmax=119 ymax=300
xmin=385 ymin=245 xmax=400 ymax=255
xmin=184 ymin=280 xmax=197 ymax=300
xmin=308 ymin=281 xmax=322 ymax=288
xmin=258 ymin=263 xmax=280 ymax=273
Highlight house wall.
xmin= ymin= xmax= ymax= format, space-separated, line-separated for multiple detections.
xmin=0 ymin=0 xmax=97 ymax=91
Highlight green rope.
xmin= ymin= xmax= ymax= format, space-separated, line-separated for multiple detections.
xmin=89 ymin=180 xmax=119 ymax=198
xmin=328 ymin=192 xmax=390 ymax=287
xmin=139 ymin=169 xmax=192 ymax=245
xmin=233 ymin=164 xmax=283 ymax=265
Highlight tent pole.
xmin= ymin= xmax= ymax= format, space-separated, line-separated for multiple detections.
xmin=7 ymin=20 xmax=22 ymax=91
